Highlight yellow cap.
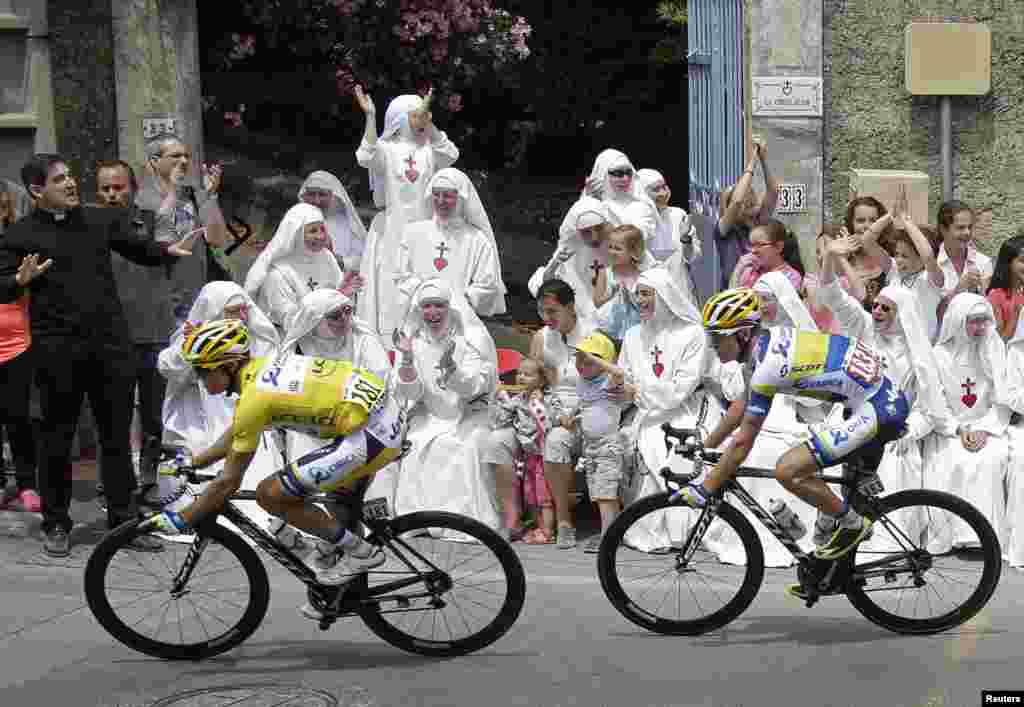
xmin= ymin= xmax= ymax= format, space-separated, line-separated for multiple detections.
xmin=575 ymin=331 xmax=616 ymax=362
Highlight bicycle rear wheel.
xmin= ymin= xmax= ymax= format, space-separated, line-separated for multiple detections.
xmin=597 ymin=493 xmax=765 ymax=635
xmin=84 ymin=520 xmax=269 ymax=660
xmin=846 ymin=489 xmax=1001 ymax=635
xmin=358 ymin=511 xmax=526 ymax=657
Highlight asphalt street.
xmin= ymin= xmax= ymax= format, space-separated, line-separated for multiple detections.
xmin=0 ymin=478 xmax=1021 ymax=707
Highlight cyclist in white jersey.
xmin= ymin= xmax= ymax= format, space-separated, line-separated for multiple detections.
xmin=673 ymin=288 xmax=910 ymax=573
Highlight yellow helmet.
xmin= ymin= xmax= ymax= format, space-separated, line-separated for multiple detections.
xmin=702 ymin=288 xmax=761 ymax=333
xmin=182 ymin=319 xmax=251 ymax=369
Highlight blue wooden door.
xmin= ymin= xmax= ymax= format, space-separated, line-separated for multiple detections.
xmin=688 ymin=0 xmax=745 ymax=302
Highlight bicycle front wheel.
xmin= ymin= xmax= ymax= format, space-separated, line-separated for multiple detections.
xmin=84 ymin=520 xmax=270 ymax=660
xmin=358 ymin=512 xmax=526 ymax=657
xmin=846 ymin=489 xmax=1001 ymax=635
xmin=597 ymin=493 xmax=765 ymax=635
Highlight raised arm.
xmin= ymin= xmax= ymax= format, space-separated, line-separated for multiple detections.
xmin=901 ymin=213 xmax=944 ymax=288
xmin=818 ymin=238 xmax=873 ymax=338
xmin=354 ymin=86 xmax=377 ymax=149
xmin=592 ymin=266 xmax=613 ymax=308
xmin=719 ymin=155 xmax=757 ymax=233
xmin=754 ymin=140 xmax=778 ymax=221
xmin=858 ymin=213 xmax=893 ymax=273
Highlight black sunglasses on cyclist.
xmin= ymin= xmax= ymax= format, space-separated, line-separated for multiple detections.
xmin=607 ymin=168 xmax=633 ymax=178
xmin=872 ymin=302 xmax=892 ymax=314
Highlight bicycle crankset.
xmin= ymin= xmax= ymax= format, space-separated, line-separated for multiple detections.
xmin=795 ymin=556 xmax=854 ymax=607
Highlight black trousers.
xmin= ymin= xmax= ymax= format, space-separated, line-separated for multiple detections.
xmin=0 ymin=349 xmax=38 ymax=491
xmin=131 ymin=343 xmax=168 ymax=488
xmin=34 ymin=338 xmax=137 ymax=533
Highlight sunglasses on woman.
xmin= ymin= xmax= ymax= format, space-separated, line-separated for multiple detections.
xmin=607 ymin=169 xmax=633 ymax=178
xmin=872 ymin=302 xmax=892 ymax=314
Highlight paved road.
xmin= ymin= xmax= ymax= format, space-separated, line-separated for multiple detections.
xmin=1 ymin=482 xmax=1021 ymax=707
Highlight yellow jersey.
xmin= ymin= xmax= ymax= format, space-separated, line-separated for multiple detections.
xmin=231 ymin=355 xmax=387 ymax=454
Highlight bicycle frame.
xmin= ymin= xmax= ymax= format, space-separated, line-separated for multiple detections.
xmin=170 ymin=463 xmax=451 ymax=618
xmin=676 ymin=466 xmax=856 ymax=568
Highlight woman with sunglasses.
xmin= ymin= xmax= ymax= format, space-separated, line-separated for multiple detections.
xmin=278 ymin=288 xmax=390 ymax=462
xmin=583 ymin=149 xmax=659 ymax=246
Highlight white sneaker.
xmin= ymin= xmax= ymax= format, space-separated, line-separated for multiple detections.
xmin=313 ymin=540 xmax=385 ymax=586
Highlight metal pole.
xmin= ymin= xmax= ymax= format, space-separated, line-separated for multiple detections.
xmin=940 ymin=95 xmax=953 ymax=201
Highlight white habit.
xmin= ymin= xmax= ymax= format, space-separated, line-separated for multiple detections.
xmin=356 ymin=94 xmax=460 ymax=338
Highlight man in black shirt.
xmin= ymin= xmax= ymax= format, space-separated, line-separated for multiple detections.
xmin=0 ymin=154 xmax=196 ymax=557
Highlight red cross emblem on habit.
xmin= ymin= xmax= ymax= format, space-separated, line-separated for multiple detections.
xmin=404 ymin=154 xmax=420 ymax=183
xmin=651 ymin=345 xmax=665 ymax=378
xmin=961 ymin=378 xmax=977 ymax=408
xmin=434 ymin=241 xmax=449 ymax=271
xmin=590 ymin=259 xmax=604 ymax=286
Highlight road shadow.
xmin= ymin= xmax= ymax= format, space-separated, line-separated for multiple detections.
xmin=608 ymin=614 xmax=1007 ymax=647
xmin=111 ymin=639 xmax=539 ymax=674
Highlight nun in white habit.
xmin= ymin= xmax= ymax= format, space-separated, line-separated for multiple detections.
xmin=820 ymin=278 xmax=954 ymax=555
xmin=924 ymin=294 xmax=1010 ymax=550
xmin=157 ymin=281 xmax=282 ymax=536
xmin=618 ymin=267 xmax=726 ymax=552
xmin=356 ymin=91 xmax=460 ymax=338
xmin=635 ymin=169 xmax=697 ymax=260
xmin=278 ymin=288 xmax=392 ymax=462
xmin=1000 ymin=306 xmax=1024 ymax=567
xmin=297 ymin=170 xmax=368 ymax=273
xmin=367 ymin=278 xmax=500 ymax=532
xmin=583 ymin=149 xmax=658 ymax=243
xmin=395 ymin=167 xmax=507 ymax=319
xmin=244 ymin=203 xmax=343 ymax=331
xmin=636 ymin=168 xmax=701 ymax=307
xmin=527 ymin=196 xmax=613 ymax=324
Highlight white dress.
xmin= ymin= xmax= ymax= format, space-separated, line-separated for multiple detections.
xmin=368 ymin=323 xmax=500 ymax=533
xmin=924 ymin=353 xmax=1010 ymax=549
xmin=619 ymin=321 xmax=716 ymax=552
xmin=356 ymin=132 xmax=459 ymax=337
xmin=396 ymin=218 xmax=505 ymax=318
xmin=923 ymin=295 xmax=1010 ymax=553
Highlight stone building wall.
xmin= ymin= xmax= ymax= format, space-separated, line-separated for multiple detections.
xmin=747 ymin=0 xmax=824 ymax=267
xmin=47 ymin=0 xmax=118 ymax=200
xmin=824 ymin=0 xmax=1024 ymax=254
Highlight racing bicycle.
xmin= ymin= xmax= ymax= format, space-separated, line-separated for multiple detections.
xmin=597 ymin=403 xmax=1001 ymax=636
xmin=84 ymin=444 xmax=526 ymax=660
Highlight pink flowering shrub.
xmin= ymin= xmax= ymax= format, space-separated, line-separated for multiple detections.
xmin=209 ymin=0 xmax=531 ymax=121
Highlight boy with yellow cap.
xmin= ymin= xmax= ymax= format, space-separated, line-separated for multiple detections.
xmin=563 ymin=330 xmax=627 ymax=552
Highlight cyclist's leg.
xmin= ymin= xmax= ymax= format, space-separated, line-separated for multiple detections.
xmin=775 ymin=444 xmax=845 ymax=516
xmin=787 ymin=380 xmax=909 ymax=560
xmin=256 ymin=397 xmax=404 ymax=543
xmin=255 ymin=434 xmax=365 ymax=542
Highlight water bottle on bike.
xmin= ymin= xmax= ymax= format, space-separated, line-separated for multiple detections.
xmin=768 ymin=498 xmax=807 ymax=540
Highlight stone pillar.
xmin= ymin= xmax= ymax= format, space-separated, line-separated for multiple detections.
xmin=0 ymin=0 xmax=56 ymax=183
xmin=25 ymin=0 xmax=56 ymax=153
xmin=111 ymin=0 xmax=203 ymax=175
xmin=746 ymin=0 xmax=824 ymax=269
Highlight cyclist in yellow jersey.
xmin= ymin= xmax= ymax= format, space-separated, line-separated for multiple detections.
xmin=144 ymin=319 xmax=405 ymax=588
xmin=672 ymin=288 xmax=911 ymax=583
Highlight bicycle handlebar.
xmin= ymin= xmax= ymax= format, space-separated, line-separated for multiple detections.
xmin=657 ymin=408 xmax=723 ymax=489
